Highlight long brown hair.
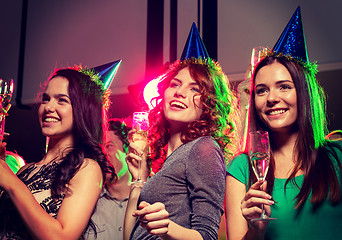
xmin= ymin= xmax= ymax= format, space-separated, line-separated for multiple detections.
xmin=247 ymin=54 xmax=341 ymax=208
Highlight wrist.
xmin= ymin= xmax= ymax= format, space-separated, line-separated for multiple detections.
xmin=130 ymin=181 xmax=144 ymax=191
xmin=246 ymin=221 xmax=267 ymax=240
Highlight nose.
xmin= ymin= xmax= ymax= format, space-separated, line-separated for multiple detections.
xmin=44 ymin=100 xmax=56 ymax=112
xmin=267 ymin=89 xmax=280 ymax=106
xmin=175 ymin=86 xmax=187 ymax=98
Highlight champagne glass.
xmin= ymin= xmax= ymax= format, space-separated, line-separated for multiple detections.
xmin=0 ymin=79 xmax=14 ymax=142
xmin=251 ymin=46 xmax=268 ymax=73
xmin=129 ymin=111 xmax=149 ymax=184
xmin=248 ymin=131 xmax=276 ymax=222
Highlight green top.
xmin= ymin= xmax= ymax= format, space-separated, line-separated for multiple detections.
xmin=226 ymin=142 xmax=342 ymax=240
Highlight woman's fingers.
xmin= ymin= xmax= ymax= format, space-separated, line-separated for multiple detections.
xmin=126 ymin=152 xmax=142 ymax=166
xmin=241 ymin=205 xmax=263 ymax=220
xmin=241 ymin=180 xmax=274 ymax=221
xmin=141 ymin=207 xmax=169 ymax=222
xmin=144 ymin=219 xmax=170 ymax=235
xmin=244 ymin=195 xmax=274 ymax=208
xmin=129 ymin=142 xmax=144 ymax=156
xmin=134 ymin=202 xmax=165 ymax=216
xmin=133 ymin=202 xmax=170 ymax=236
xmin=250 ymin=179 xmax=264 ymax=189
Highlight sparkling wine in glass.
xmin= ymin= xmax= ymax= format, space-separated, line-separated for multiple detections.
xmin=129 ymin=111 xmax=149 ymax=184
xmin=251 ymin=46 xmax=268 ymax=73
xmin=249 ymin=131 xmax=276 ymax=222
xmin=0 ymin=79 xmax=14 ymax=142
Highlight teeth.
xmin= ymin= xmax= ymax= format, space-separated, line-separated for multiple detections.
xmin=269 ymin=109 xmax=286 ymax=115
xmin=45 ymin=117 xmax=59 ymax=122
xmin=170 ymin=101 xmax=187 ymax=109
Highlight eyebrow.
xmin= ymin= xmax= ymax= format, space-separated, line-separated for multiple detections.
xmin=42 ymin=92 xmax=70 ymax=98
xmin=172 ymin=78 xmax=200 ymax=86
xmin=255 ymin=80 xmax=294 ymax=88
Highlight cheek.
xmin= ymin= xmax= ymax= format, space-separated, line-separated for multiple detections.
xmin=254 ymin=97 xmax=264 ymax=112
xmin=64 ymin=107 xmax=74 ymax=120
xmin=193 ymin=95 xmax=203 ymax=108
xmin=38 ymin=105 xmax=44 ymax=119
xmin=164 ymin=88 xmax=173 ymax=100
xmin=254 ymin=97 xmax=267 ymax=122
xmin=193 ymin=98 xmax=203 ymax=118
xmin=285 ymin=92 xmax=297 ymax=106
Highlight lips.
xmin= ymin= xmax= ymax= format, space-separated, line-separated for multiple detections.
xmin=266 ymin=109 xmax=287 ymax=116
xmin=170 ymin=100 xmax=187 ymax=109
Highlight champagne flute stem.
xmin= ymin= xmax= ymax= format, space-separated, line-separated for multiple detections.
xmin=137 ymin=152 xmax=142 ymax=181
xmin=260 ymin=203 xmax=266 ymax=218
xmin=258 ymin=183 xmax=269 ymax=220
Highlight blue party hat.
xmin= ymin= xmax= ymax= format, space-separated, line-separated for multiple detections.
xmin=91 ymin=59 xmax=122 ymax=90
xmin=273 ymin=6 xmax=309 ymax=63
xmin=180 ymin=22 xmax=210 ymax=60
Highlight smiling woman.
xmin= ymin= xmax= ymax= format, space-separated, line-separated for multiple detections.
xmin=254 ymin=62 xmax=298 ymax=133
xmin=225 ymin=7 xmax=342 ymax=240
xmin=124 ymin=57 xmax=238 ymax=240
xmin=39 ymin=76 xmax=74 ymax=141
xmin=0 ymin=67 xmax=115 ymax=239
xmin=163 ymin=67 xmax=204 ymax=127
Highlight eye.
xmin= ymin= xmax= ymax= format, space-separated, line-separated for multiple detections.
xmin=244 ymin=89 xmax=250 ymax=95
xmin=255 ymin=87 xmax=268 ymax=96
xmin=58 ymin=97 xmax=70 ymax=104
xmin=106 ymin=143 xmax=114 ymax=150
xmin=191 ymin=87 xmax=201 ymax=93
xmin=280 ymin=84 xmax=293 ymax=90
xmin=169 ymin=81 xmax=180 ymax=88
xmin=41 ymin=94 xmax=50 ymax=103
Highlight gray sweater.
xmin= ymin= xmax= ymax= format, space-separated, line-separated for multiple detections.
xmin=130 ymin=136 xmax=226 ymax=240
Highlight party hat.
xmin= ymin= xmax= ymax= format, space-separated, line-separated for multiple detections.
xmin=273 ymin=6 xmax=309 ymax=63
xmin=91 ymin=59 xmax=122 ymax=90
xmin=180 ymin=22 xmax=210 ymax=60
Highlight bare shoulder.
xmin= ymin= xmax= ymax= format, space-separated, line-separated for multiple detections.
xmin=81 ymin=158 xmax=101 ymax=168
xmin=77 ymin=158 xmax=102 ymax=177
xmin=68 ymin=158 xmax=103 ymax=192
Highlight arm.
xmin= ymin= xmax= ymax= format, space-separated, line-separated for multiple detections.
xmin=225 ymin=175 xmax=273 ymax=240
xmin=0 ymin=158 xmax=103 ymax=240
xmin=123 ymin=139 xmax=150 ymax=240
xmin=123 ymin=183 xmax=142 ymax=240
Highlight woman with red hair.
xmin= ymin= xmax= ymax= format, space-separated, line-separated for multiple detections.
xmin=124 ymin=58 xmax=237 ymax=240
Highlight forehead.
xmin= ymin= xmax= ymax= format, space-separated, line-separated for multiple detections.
xmin=255 ymin=62 xmax=292 ymax=84
xmin=173 ymin=67 xmax=200 ymax=83
xmin=46 ymin=76 xmax=69 ymax=93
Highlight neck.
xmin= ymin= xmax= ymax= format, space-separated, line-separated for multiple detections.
xmin=41 ymin=136 xmax=74 ymax=164
xmin=167 ymin=130 xmax=183 ymax=156
xmin=106 ymin=172 xmax=131 ymax=201
xmin=270 ymin=130 xmax=302 ymax=178
xmin=270 ymin=130 xmax=298 ymax=155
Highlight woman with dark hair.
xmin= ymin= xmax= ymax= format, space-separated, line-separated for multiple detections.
xmin=124 ymin=58 xmax=237 ymax=240
xmin=225 ymin=7 xmax=342 ymax=240
xmin=0 ymin=67 xmax=114 ymax=239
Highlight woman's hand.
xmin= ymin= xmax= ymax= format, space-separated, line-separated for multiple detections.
xmin=241 ymin=180 xmax=274 ymax=231
xmin=133 ymin=201 xmax=170 ymax=236
xmin=125 ymin=128 xmax=150 ymax=182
